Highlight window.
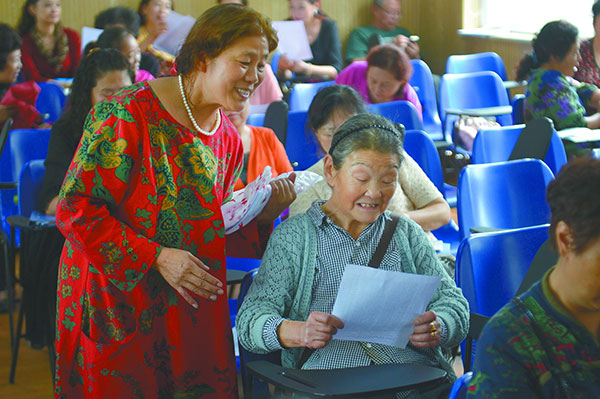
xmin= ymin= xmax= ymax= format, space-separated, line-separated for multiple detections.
xmin=480 ymin=1 xmax=594 ymax=38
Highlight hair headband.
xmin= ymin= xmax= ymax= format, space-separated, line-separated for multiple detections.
xmin=328 ymin=123 xmax=401 ymax=155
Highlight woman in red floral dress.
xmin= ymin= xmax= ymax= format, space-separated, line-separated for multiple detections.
xmin=54 ymin=5 xmax=279 ymax=398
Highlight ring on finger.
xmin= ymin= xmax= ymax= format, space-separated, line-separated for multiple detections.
xmin=429 ymin=322 xmax=437 ymax=333
xmin=431 ymin=330 xmax=437 ymax=338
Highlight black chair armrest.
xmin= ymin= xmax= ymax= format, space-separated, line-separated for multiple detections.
xmin=0 ymin=182 xmax=17 ymax=189
xmin=469 ymin=226 xmax=505 ymax=234
xmin=245 ymin=360 xmax=447 ymax=398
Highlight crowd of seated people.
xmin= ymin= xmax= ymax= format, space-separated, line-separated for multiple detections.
xmin=1 ymin=1 xmax=599 ymax=398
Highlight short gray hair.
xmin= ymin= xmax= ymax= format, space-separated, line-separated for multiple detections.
xmin=329 ymin=113 xmax=404 ymax=170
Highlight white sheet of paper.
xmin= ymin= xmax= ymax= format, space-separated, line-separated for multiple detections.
xmin=153 ymin=11 xmax=195 ymax=57
xmin=557 ymin=127 xmax=600 ymax=143
xmin=271 ymin=20 xmax=313 ymax=61
xmin=331 ymin=264 xmax=441 ymax=348
xmin=81 ymin=27 xmax=103 ymax=54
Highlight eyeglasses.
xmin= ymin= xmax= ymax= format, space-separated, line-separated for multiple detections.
xmin=377 ymin=4 xmax=401 ymax=17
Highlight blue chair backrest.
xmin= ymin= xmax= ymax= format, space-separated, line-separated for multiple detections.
xmin=285 ymin=110 xmax=321 ymax=170
xmin=472 ymin=124 xmax=567 ymax=175
xmin=511 ymin=94 xmax=525 ymax=125
xmin=455 ymin=224 xmax=549 ymax=317
xmin=288 ymin=80 xmax=335 ymax=112
xmin=448 ymin=371 xmax=473 ymax=399
xmin=439 ymin=71 xmax=511 ymax=143
xmin=237 ymin=269 xmax=282 ymax=399
xmin=367 ymin=100 xmax=424 ymax=131
xmin=18 ymin=159 xmax=45 ymax=218
xmin=409 ymin=60 xmax=443 ymax=141
xmin=446 ymin=52 xmax=507 ymax=81
xmin=403 ymin=129 xmax=445 ymax=195
xmin=246 ymin=113 xmax=265 ymax=127
xmin=35 ymin=82 xmax=66 ymax=123
xmin=457 ymin=159 xmax=554 ymax=240
xmin=0 ymin=128 xmax=51 ymax=240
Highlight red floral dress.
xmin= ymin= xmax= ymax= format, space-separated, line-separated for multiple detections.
xmin=54 ymin=81 xmax=242 ymax=398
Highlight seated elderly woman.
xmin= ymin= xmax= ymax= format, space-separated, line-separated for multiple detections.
xmin=336 ymin=44 xmax=422 ymax=119
xmin=237 ymin=113 xmax=469 ymax=397
xmin=290 ymin=85 xmax=451 ymax=260
xmin=467 ymin=157 xmax=600 ymax=398
xmin=518 ymin=20 xmax=600 ymax=157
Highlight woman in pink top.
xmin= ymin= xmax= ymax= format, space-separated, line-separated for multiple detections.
xmin=336 ymin=44 xmax=422 ymax=119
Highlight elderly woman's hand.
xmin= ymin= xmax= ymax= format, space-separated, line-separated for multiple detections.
xmin=302 ymin=311 xmax=345 ymax=349
xmin=154 ymin=247 xmax=224 ymax=309
xmin=408 ymin=310 xmax=441 ymax=348
xmin=256 ymin=173 xmax=297 ymax=224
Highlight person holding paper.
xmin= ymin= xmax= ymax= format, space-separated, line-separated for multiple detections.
xmin=137 ymin=0 xmax=174 ymax=75
xmin=517 ymin=20 xmax=600 ymax=157
xmin=223 ymin=100 xmax=295 ymax=257
xmin=277 ymin=0 xmax=343 ymax=81
xmin=237 ymin=113 xmax=468 ymax=397
xmin=290 ymin=85 xmax=450 ymax=265
xmin=467 ymin=158 xmax=600 ymax=398
xmin=54 ymin=5 xmax=280 ymax=397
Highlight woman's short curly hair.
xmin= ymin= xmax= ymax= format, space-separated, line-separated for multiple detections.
xmin=547 ymin=158 xmax=600 ymax=254
xmin=177 ymin=4 xmax=278 ymax=76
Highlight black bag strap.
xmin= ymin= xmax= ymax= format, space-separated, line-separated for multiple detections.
xmin=369 ymin=214 xmax=400 ymax=269
xmin=297 ymin=214 xmax=400 ymax=368
xmin=511 ymin=297 xmax=571 ymax=399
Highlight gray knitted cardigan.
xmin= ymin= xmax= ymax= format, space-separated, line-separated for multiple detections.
xmin=236 ymin=211 xmax=469 ymax=380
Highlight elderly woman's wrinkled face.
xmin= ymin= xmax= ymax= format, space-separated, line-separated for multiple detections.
xmin=325 ymin=149 xmax=399 ymax=234
xmin=366 ymin=66 xmax=403 ymax=104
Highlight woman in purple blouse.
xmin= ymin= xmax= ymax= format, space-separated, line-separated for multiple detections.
xmin=335 ymin=44 xmax=422 ymax=119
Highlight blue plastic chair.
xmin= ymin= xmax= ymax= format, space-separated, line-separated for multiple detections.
xmin=409 ymin=60 xmax=443 ymax=141
xmin=438 ymin=71 xmax=512 ymax=146
xmin=472 ymin=124 xmax=567 ymax=175
xmin=17 ymin=159 xmax=46 ymax=218
xmin=35 ymin=82 xmax=66 ymax=123
xmin=0 ymin=128 xmax=51 ymax=243
xmin=288 ymin=80 xmax=335 ymax=112
xmin=593 ymin=148 xmax=600 ymax=159
xmin=446 ymin=52 xmax=507 ymax=81
xmin=285 ymin=110 xmax=321 ymax=170
xmin=403 ymin=130 xmax=459 ymax=251
xmin=448 ymin=371 xmax=473 ymax=399
xmin=511 ymin=94 xmax=525 ymax=125
xmin=457 ymin=159 xmax=554 ymax=240
xmin=237 ymin=269 xmax=282 ymax=399
xmin=455 ymin=224 xmax=549 ymax=317
xmin=367 ymin=100 xmax=424 ymax=131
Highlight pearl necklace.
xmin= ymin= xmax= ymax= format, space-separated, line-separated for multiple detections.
xmin=178 ymin=74 xmax=220 ymax=136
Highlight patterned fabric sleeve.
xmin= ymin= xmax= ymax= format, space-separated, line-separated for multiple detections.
xmin=56 ymin=93 xmax=161 ymax=292
xmin=466 ymin=308 xmax=539 ymax=398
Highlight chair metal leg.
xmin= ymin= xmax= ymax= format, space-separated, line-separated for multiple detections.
xmin=2 ymin=235 xmax=15 ymax=356
xmin=9 ymin=297 xmax=25 ymax=383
